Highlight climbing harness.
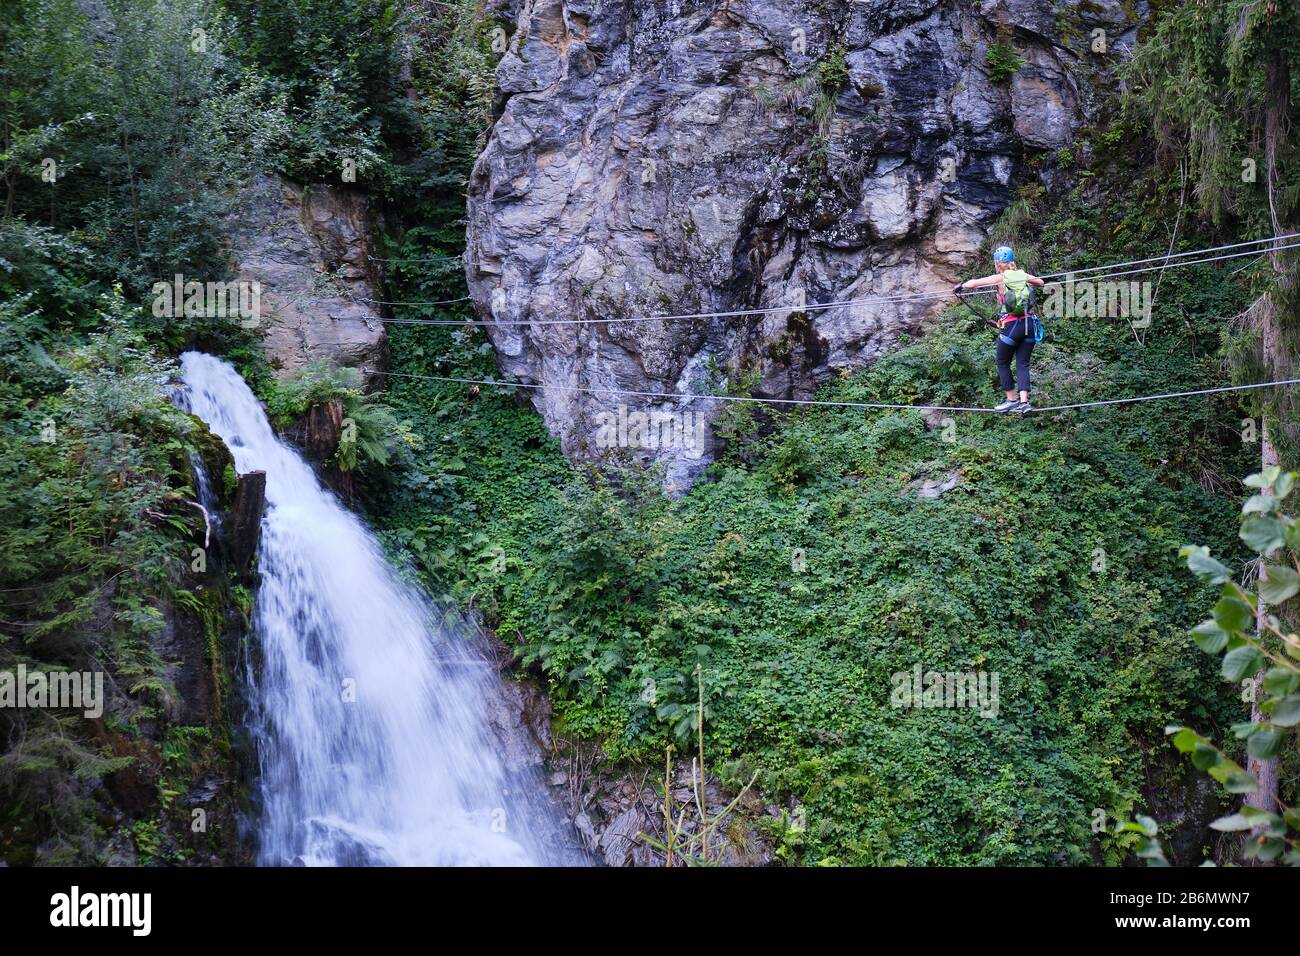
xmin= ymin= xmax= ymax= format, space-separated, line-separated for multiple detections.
xmin=996 ymin=312 xmax=1044 ymax=345
xmin=969 ymin=260 xmax=1043 ymax=349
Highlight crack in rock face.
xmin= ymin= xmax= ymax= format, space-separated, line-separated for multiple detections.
xmin=467 ymin=0 xmax=1144 ymax=489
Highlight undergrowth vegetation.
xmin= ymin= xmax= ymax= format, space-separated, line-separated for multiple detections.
xmin=0 ymin=292 xmax=232 ymax=862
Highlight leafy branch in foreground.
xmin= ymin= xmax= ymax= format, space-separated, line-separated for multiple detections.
xmin=1114 ymin=815 xmax=1169 ymax=867
xmin=1171 ymin=465 xmax=1300 ymax=865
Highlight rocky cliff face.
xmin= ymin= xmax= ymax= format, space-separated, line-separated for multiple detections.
xmin=230 ymin=174 xmax=388 ymax=378
xmin=466 ymin=0 xmax=1145 ymax=485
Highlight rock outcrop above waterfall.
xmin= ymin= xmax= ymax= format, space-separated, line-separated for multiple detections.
xmin=466 ymin=0 xmax=1145 ymax=485
xmin=230 ymin=173 xmax=388 ymax=378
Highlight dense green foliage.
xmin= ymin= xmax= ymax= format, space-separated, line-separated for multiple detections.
xmin=1124 ymin=0 xmax=1300 ymax=461
xmin=0 ymin=0 xmax=498 ymax=863
xmin=218 ymin=0 xmax=499 ymax=202
xmin=0 ymin=0 xmax=289 ymax=862
xmin=1 ymin=0 xmax=285 ymax=304
xmin=1124 ymin=0 xmax=1299 ymax=230
xmin=0 ymin=292 xmax=225 ymax=862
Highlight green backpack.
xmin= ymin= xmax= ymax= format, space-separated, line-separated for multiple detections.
xmin=1000 ymin=269 xmax=1034 ymax=317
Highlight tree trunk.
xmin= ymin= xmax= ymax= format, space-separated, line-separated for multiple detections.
xmin=229 ymin=469 xmax=266 ymax=583
xmin=1242 ymin=43 xmax=1292 ymax=861
xmin=1243 ymin=427 xmax=1281 ymax=863
xmin=303 ymin=399 xmax=354 ymax=501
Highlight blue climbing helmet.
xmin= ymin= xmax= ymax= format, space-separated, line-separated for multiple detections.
xmin=993 ymin=245 xmax=1016 ymax=264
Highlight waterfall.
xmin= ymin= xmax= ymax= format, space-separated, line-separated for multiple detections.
xmin=177 ymin=352 xmax=577 ymax=866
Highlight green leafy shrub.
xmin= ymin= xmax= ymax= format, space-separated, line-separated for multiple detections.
xmin=986 ymin=42 xmax=1022 ymax=84
xmin=266 ymin=362 xmax=413 ymax=473
xmin=1174 ymin=465 xmax=1300 ymax=865
xmin=0 ymin=293 xmax=217 ymax=861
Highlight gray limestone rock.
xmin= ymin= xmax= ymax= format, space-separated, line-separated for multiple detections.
xmin=229 ymin=174 xmax=388 ymax=378
xmin=466 ymin=0 xmax=1146 ymax=486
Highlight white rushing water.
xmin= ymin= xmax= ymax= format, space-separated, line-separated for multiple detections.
xmin=178 ymin=352 xmax=571 ymax=866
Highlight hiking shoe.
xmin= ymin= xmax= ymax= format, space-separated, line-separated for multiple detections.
xmin=993 ymin=399 xmax=1018 ymax=413
xmin=1014 ymin=400 xmax=1033 ymax=414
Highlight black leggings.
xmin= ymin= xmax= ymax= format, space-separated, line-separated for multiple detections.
xmin=995 ymin=317 xmax=1036 ymax=393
